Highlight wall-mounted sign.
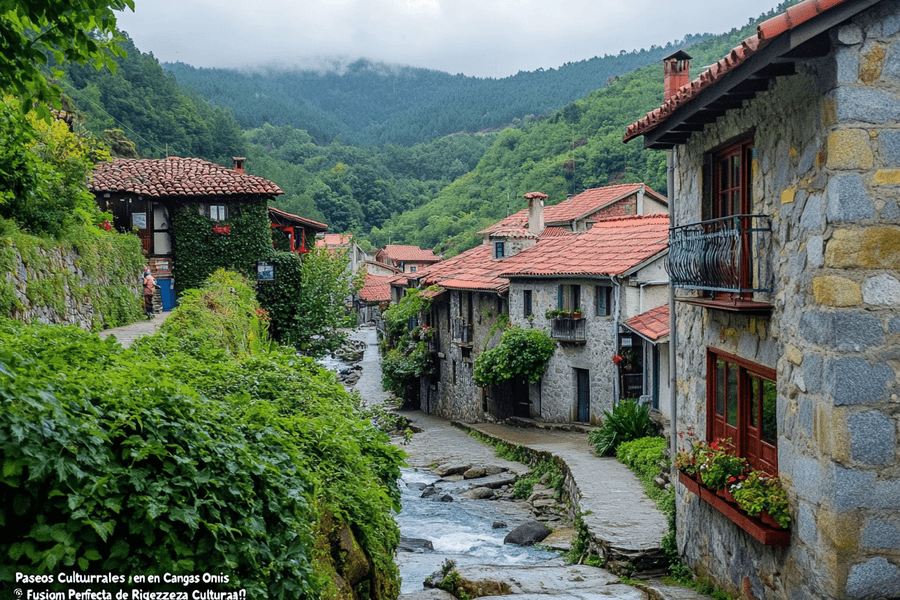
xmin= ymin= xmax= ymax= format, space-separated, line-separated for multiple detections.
xmin=132 ymin=212 xmax=147 ymax=229
xmin=620 ymin=337 xmax=633 ymax=347
xmin=257 ymin=261 xmax=275 ymax=282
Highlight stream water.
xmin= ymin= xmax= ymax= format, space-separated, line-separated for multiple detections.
xmin=322 ymin=327 xmax=559 ymax=594
xmin=395 ymin=469 xmax=560 ymax=593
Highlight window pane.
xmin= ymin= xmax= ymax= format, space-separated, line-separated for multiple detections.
xmin=716 ymin=360 xmax=725 ymax=416
xmin=761 ymin=379 xmax=777 ymax=445
xmin=557 ymin=285 xmax=564 ymax=310
xmin=573 ymin=285 xmax=581 ymax=311
xmin=726 ymin=363 xmax=738 ymax=427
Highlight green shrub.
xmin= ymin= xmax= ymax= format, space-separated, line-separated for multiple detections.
xmin=0 ymin=270 xmax=405 ymax=598
xmin=588 ymin=399 xmax=656 ymax=456
xmin=472 ymin=325 xmax=555 ymax=386
xmin=616 ymin=436 xmax=669 ymax=481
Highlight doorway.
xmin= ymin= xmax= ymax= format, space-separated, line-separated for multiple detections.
xmin=575 ymin=368 xmax=590 ymax=422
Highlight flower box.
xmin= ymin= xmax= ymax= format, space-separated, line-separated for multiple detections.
xmin=679 ymin=471 xmax=790 ymax=547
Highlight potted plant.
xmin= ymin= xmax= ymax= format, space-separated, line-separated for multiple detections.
xmin=730 ymin=471 xmax=791 ymax=529
xmin=697 ymin=438 xmax=747 ymax=491
xmin=572 ymin=308 xmax=583 ymax=319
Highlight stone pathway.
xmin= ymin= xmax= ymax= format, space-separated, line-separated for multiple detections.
xmin=98 ymin=310 xmax=171 ymax=348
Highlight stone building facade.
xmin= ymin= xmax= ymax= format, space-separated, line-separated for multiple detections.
xmin=625 ymin=1 xmax=900 ymax=598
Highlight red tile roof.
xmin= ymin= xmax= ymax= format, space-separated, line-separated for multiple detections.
xmin=364 ymin=260 xmax=402 ymax=274
xmin=381 ymin=244 xmax=441 ymax=263
xmin=499 ymin=215 xmax=669 ymax=278
xmin=358 ymin=273 xmax=392 ymax=303
xmin=91 ymin=157 xmax=283 ymax=197
xmin=415 ymin=243 xmax=510 ymax=293
xmin=540 ymin=227 xmax=571 ymax=238
xmin=479 ymin=184 xmax=663 ymax=236
xmin=316 ymin=233 xmax=354 ymax=247
xmin=268 ymin=206 xmax=328 ymax=230
xmin=624 ymin=305 xmax=670 ymax=342
xmin=624 ymin=0 xmax=852 ymax=143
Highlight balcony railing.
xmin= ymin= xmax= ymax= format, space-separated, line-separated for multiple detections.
xmin=452 ymin=318 xmax=473 ymax=345
xmin=668 ymin=214 xmax=773 ymax=294
xmin=550 ymin=317 xmax=586 ymax=343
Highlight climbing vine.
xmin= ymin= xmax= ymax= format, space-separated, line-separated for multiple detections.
xmin=380 ymin=287 xmax=439 ymax=395
xmin=171 ymin=200 xmax=273 ymax=293
xmin=473 ymin=325 xmax=555 ymax=387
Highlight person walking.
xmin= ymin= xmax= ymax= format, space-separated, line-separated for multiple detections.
xmin=143 ymin=268 xmax=156 ymax=319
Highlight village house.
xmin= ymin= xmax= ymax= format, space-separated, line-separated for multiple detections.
xmin=91 ymin=156 xmax=325 ymax=298
xmin=375 ymin=244 xmax=441 ymax=273
xmin=398 ymin=185 xmax=669 ymax=423
xmin=498 ymin=214 xmax=671 ymax=424
xmin=357 ymin=272 xmax=393 ymax=325
xmin=624 ymin=0 xmax=900 ymax=597
xmin=316 ymin=233 xmax=369 ymax=276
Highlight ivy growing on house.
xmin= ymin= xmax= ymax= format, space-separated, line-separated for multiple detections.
xmin=380 ymin=287 xmax=439 ymax=396
xmin=171 ymin=200 xmax=273 ymax=293
xmin=473 ymin=325 xmax=556 ymax=387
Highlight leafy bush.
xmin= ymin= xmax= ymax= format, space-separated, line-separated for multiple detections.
xmin=0 ymin=270 xmax=405 ymax=598
xmin=473 ymin=326 xmax=555 ymax=386
xmin=616 ymin=436 xmax=669 ymax=481
xmin=381 ymin=342 xmax=433 ymax=396
xmin=588 ymin=399 xmax=656 ymax=456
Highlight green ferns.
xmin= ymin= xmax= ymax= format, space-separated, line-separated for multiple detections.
xmin=0 ymin=271 xmax=405 ymax=599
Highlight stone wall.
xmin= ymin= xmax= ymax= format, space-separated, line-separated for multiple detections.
xmin=671 ymin=5 xmax=900 ymax=598
xmin=508 ymin=279 xmax=617 ymax=423
xmin=3 ymin=243 xmax=142 ymax=331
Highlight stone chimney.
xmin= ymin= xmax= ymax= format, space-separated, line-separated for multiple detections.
xmin=663 ymin=50 xmax=692 ymax=102
xmin=232 ymin=156 xmax=246 ymax=174
xmin=524 ymin=191 xmax=547 ymax=235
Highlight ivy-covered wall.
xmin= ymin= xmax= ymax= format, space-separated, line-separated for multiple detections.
xmin=0 ymin=224 xmax=145 ymax=331
xmin=171 ymin=199 xmax=274 ymax=293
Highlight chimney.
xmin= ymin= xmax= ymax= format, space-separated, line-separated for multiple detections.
xmin=663 ymin=50 xmax=692 ymax=102
xmin=232 ymin=156 xmax=246 ymax=174
xmin=524 ymin=191 xmax=547 ymax=235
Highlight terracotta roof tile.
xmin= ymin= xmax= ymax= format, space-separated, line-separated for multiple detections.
xmin=358 ymin=273 xmax=392 ymax=302
xmin=540 ymin=227 xmax=571 ymax=238
xmin=624 ymin=305 xmax=670 ymax=342
xmin=91 ymin=157 xmax=284 ymax=198
xmin=316 ymin=233 xmax=354 ymax=247
xmin=479 ymin=184 xmax=664 ymax=236
xmin=381 ymin=244 xmax=441 ymax=263
xmin=499 ymin=215 xmax=669 ymax=278
xmin=364 ymin=260 xmax=402 ymax=274
xmin=624 ymin=0 xmax=853 ymax=143
xmin=414 ymin=243 xmax=510 ymax=293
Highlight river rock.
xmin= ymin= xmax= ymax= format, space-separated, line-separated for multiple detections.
xmin=492 ymin=521 xmax=507 ymax=529
xmin=433 ymin=493 xmax=453 ymax=502
xmin=463 ymin=467 xmax=486 ymax=479
xmin=541 ymin=526 xmax=576 ymax=552
xmin=532 ymin=499 xmax=558 ymax=509
xmin=433 ymin=462 xmax=471 ymax=476
xmin=421 ymin=485 xmax=438 ymax=498
xmin=461 ymin=487 xmax=494 ymax=500
xmin=406 ymin=482 xmax=427 ymax=491
xmin=472 ymin=472 xmax=518 ymax=489
xmin=483 ymin=465 xmax=506 ymax=476
xmin=397 ymin=537 xmax=435 ymax=552
xmin=503 ymin=521 xmax=552 ymax=546
xmin=448 ymin=564 xmax=644 ymax=599
xmin=398 ymin=590 xmax=456 ymax=600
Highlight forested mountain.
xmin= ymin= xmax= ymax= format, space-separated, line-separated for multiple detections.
xmin=370 ymin=4 xmax=795 ymax=255
xmin=163 ymin=35 xmax=712 ymax=148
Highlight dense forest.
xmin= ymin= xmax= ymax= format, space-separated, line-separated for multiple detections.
xmin=58 ymin=2 xmax=798 ymax=252
xmin=163 ymin=35 xmax=713 ymax=148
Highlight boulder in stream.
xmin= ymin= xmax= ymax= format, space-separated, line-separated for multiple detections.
xmin=397 ymin=537 xmax=435 ymax=552
xmin=503 ymin=521 xmax=552 ymax=546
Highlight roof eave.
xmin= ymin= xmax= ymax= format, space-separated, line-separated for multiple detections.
xmin=631 ymin=0 xmax=878 ymax=150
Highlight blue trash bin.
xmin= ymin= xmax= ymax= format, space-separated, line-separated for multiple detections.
xmin=158 ymin=278 xmax=176 ymax=311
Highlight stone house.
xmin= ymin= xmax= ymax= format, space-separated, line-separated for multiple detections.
xmin=397 ymin=185 xmax=668 ymax=423
xmin=624 ymin=0 xmax=900 ymax=597
xmin=357 ymin=272 xmax=392 ymax=325
xmin=316 ymin=233 xmax=369 ymax=276
xmin=498 ymin=214 xmax=671 ymax=424
xmin=375 ymin=244 xmax=441 ymax=273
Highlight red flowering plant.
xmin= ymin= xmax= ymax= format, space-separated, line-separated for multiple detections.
xmin=612 ymin=354 xmax=625 ymax=366
xmin=729 ymin=470 xmax=791 ymax=528
xmin=698 ymin=438 xmax=747 ymax=490
xmin=674 ymin=425 xmax=702 ymax=475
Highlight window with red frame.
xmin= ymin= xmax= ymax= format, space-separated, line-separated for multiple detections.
xmin=707 ymin=347 xmax=777 ymax=474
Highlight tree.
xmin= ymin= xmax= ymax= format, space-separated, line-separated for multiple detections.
xmin=0 ymin=0 xmax=134 ymax=115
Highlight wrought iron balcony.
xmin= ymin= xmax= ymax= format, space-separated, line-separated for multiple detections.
xmin=452 ymin=318 xmax=474 ymax=345
xmin=668 ymin=215 xmax=773 ymax=294
xmin=551 ymin=317 xmax=586 ymax=344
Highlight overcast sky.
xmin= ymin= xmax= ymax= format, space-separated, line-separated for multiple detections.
xmin=116 ymin=0 xmax=786 ymax=79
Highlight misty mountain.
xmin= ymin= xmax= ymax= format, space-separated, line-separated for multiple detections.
xmin=163 ymin=34 xmax=712 ymax=148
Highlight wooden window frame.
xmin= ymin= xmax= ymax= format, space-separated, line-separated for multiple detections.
xmin=557 ymin=284 xmax=581 ymax=312
xmin=523 ymin=290 xmax=533 ymax=318
xmin=706 ymin=347 xmax=777 ymax=475
xmin=494 ymin=241 xmax=505 ymax=259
